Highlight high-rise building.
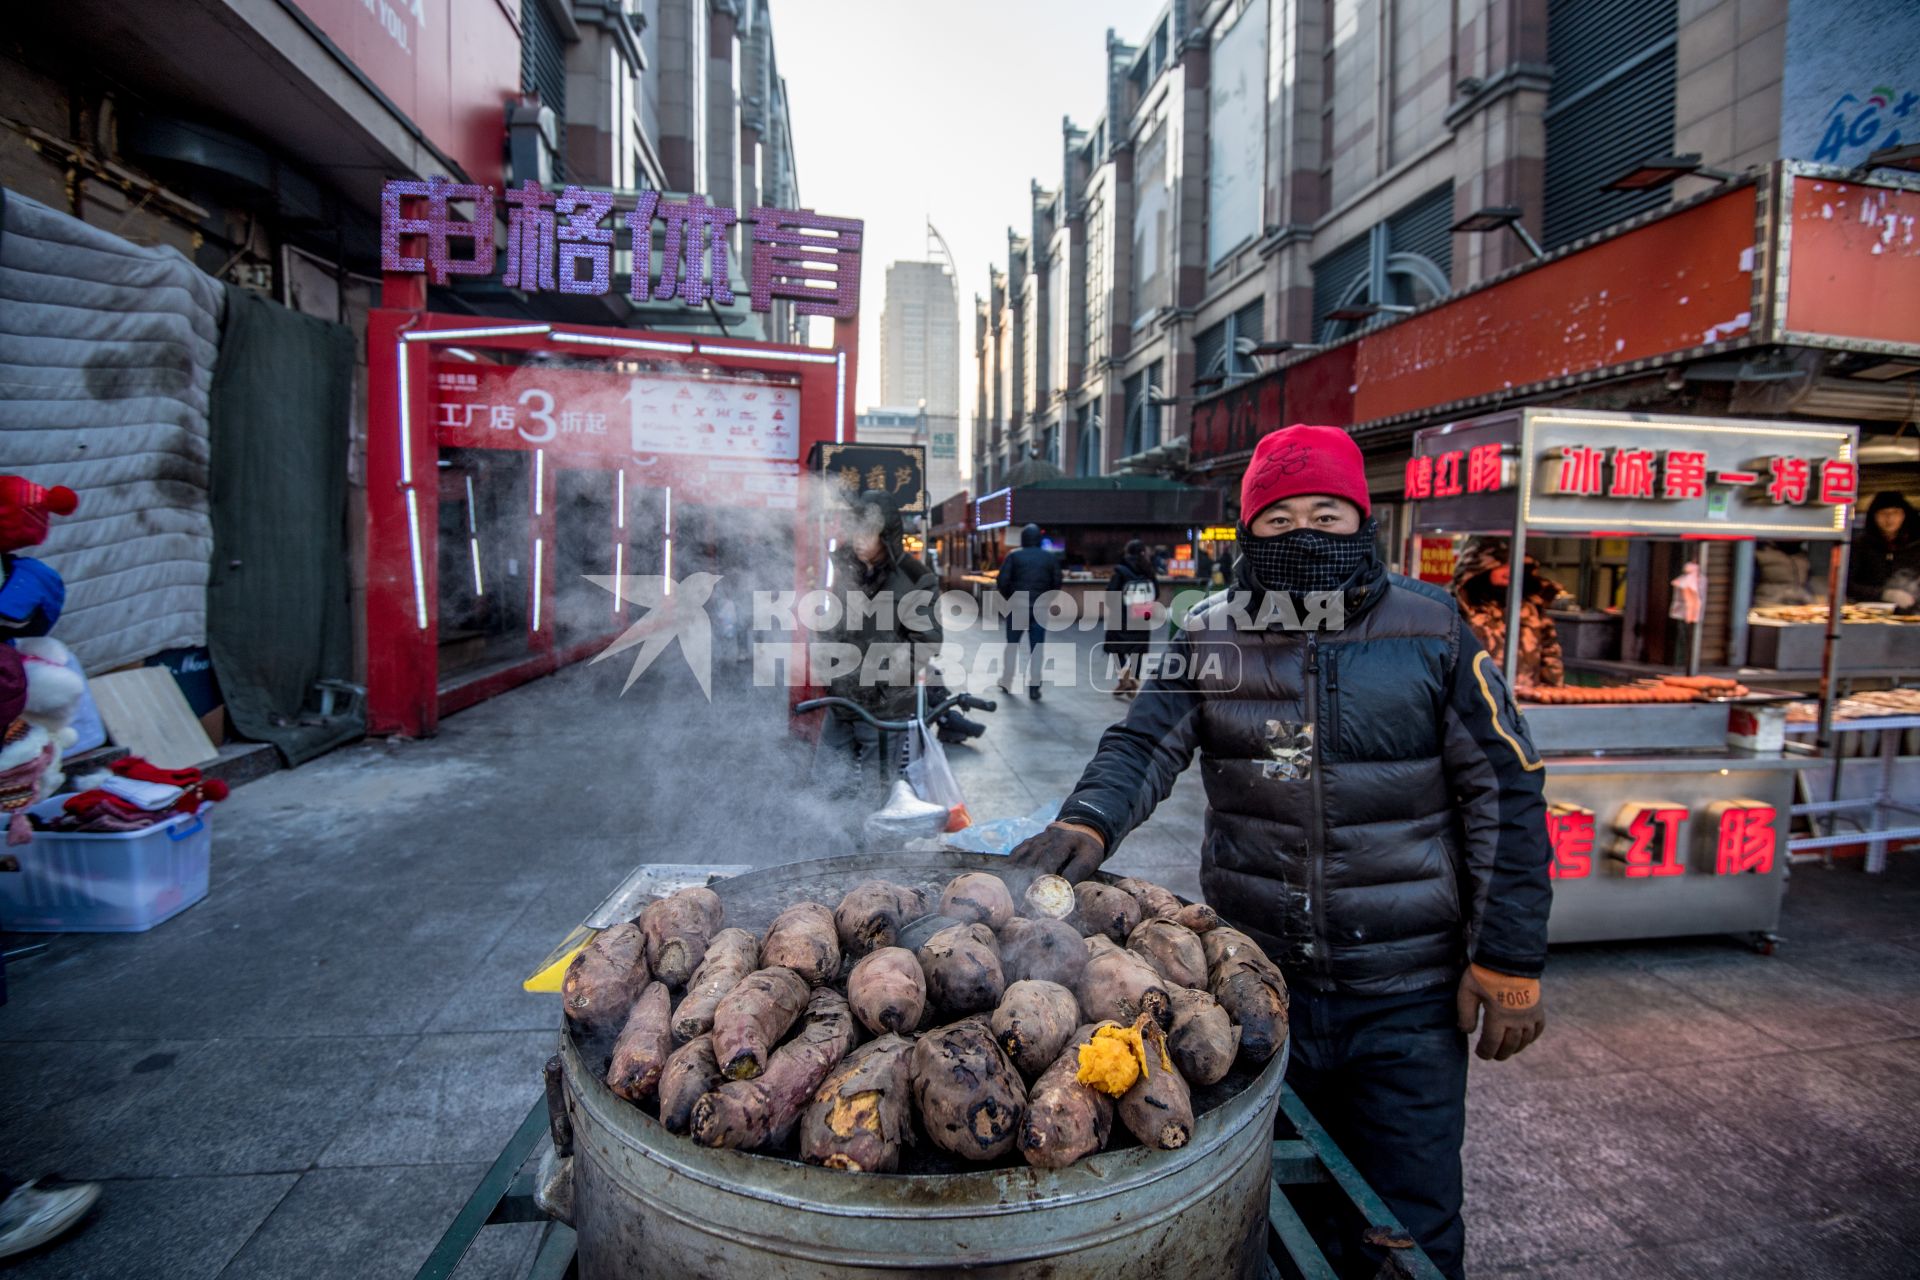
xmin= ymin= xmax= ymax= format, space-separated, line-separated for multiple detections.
xmin=880 ymin=261 xmax=960 ymax=416
xmin=879 ymin=259 xmax=961 ymax=502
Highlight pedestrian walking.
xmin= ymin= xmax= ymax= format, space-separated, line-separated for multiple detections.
xmin=1103 ymin=539 xmax=1159 ymax=698
xmin=994 ymin=523 xmax=1062 ymax=700
xmin=1012 ymin=424 xmax=1551 ymax=1279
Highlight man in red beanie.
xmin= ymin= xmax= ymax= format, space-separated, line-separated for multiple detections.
xmin=1014 ymin=423 xmax=1551 ymax=1279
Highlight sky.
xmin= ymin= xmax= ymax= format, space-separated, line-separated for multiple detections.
xmin=776 ymin=0 xmax=1166 ymax=451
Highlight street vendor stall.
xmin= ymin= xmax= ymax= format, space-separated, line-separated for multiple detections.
xmin=1405 ymin=407 xmax=1859 ymax=946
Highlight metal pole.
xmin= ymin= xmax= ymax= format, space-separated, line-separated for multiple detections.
xmin=1687 ymin=545 xmax=1707 ymax=677
xmin=1817 ymin=538 xmax=1852 ymax=817
xmin=1728 ymin=539 xmax=1755 ymax=668
xmin=1504 ymin=507 xmax=1528 ymax=685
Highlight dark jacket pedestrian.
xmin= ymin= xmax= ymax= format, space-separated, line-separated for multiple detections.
xmin=1103 ymin=540 xmax=1159 ymax=660
xmin=1449 ymin=536 xmax=1566 ymax=688
xmin=1194 ymin=545 xmax=1216 ymax=587
xmin=1013 ymin=424 xmax=1550 ymax=1280
xmin=1849 ymin=491 xmax=1919 ymax=603
xmin=995 ymin=523 xmax=1062 ymax=637
xmin=822 ymin=491 xmax=942 ymax=722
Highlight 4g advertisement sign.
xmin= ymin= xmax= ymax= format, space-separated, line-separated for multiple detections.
xmin=432 ymin=363 xmax=802 ymax=508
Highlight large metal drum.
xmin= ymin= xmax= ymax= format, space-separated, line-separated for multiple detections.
xmin=543 ymin=853 xmax=1289 ymax=1279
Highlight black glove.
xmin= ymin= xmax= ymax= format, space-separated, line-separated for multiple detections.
xmin=1009 ymin=821 xmax=1106 ymax=883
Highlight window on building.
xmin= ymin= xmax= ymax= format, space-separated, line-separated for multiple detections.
xmin=1197 ymin=298 xmax=1269 ymax=384
xmin=1311 ymin=184 xmax=1453 ymax=342
xmin=521 ymin=0 xmax=568 ymax=182
xmin=1076 ymin=405 xmax=1102 ymax=476
xmin=1123 ymin=364 xmax=1162 ymax=457
xmin=1543 ymin=0 xmax=1678 ymax=249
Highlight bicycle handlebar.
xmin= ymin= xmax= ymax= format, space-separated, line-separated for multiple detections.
xmin=794 ymin=691 xmax=996 ymax=730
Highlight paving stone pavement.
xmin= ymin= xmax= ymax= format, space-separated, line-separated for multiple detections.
xmin=0 ymin=620 xmax=1915 ymax=1278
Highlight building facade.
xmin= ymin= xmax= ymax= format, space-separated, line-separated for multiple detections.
xmin=970 ymin=0 xmax=1912 ymax=495
xmin=879 ymin=260 xmax=961 ymax=417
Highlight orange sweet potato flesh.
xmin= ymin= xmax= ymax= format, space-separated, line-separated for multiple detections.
xmin=1019 ymin=1024 xmax=1114 ymax=1170
xmin=760 ymin=901 xmax=841 ymax=985
xmin=917 ymin=922 xmax=1005 ymax=1016
xmin=799 ymin=1034 xmax=917 ymax=1172
xmin=711 ymin=965 xmax=811 ymax=1080
xmin=605 ymin=981 xmax=674 ymax=1102
xmin=657 ymin=1034 xmax=723 ymax=1134
xmin=1126 ymin=918 xmax=1209 ymax=989
xmin=990 ymin=979 xmax=1081 ymax=1079
xmin=691 ymin=989 xmax=857 ymax=1150
xmin=563 ymin=922 xmax=649 ymax=1030
xmin=640 ymin=887 xmax=724 ymax=989
xmin=847 ymin=946 xmax=927 ymax=1035
xmin=911 ymin=1019 xmax=1027 ymax=1161
xmin=1076 ymin=935 xmax=1173 ymax=1031
xmin=939 ymin=872 xmax=1015 ymax=930
xmin=671 ymin=928 xmax=760 ymax=1041
xmin=834 ymin=880 xmax=929 ymax=955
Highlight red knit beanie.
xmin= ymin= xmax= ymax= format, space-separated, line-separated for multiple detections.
xmin=1240 ymin=425 xmax=1371 ymax=523
xmin=0 ymin=476 xmax=79 ymax=552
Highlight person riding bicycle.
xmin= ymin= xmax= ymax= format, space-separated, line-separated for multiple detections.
xmin=809 ymin=490 xmax=944 ymax=807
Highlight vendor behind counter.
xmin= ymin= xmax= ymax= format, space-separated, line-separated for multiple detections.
xmin=1449 ymin=537 xmax=1567 ymax=689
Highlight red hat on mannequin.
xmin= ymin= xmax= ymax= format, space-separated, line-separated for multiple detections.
xmin=0 ymin=476 xmax=79 ymax=552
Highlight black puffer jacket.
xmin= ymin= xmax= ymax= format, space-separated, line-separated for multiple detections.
xmin=996 ymin=524 xmax=1063 ymax=633
xmin=825 ymin=493 xmax=942 ymax=720
xmin=1056 ymin=558 xmax=1552 ymax=995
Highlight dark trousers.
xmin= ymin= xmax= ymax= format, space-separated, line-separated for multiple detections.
xmin=1002 ymin=625 xmax=1044 ymax=689
xmin=1285 ymin=983 xmax=1469 ymax=1280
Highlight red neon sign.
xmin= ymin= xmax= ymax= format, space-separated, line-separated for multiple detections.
xmin=1616 ymin=803 xmax=1687 ymax=877
xmin=1714 ymin=803 xmax=1777 ymax=876
xmin=1547 ymin=807 xmax=1595 ymax=880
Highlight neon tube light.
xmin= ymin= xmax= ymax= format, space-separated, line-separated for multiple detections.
xmin=694 ymin=343 xmax=839 ymax=364
xmin=463 ymin=475 xmax=478 ymax=535
xmin=552 ymin=331 xmax=696 ymax=354
xmin=396 ymin=340 xmax=414 ymax=485
xmin=469 ymin=538 xmax=485 ymax=596
xmin=404 ymin=486 xmax=428 ymax=629
xmin=613 ymin=542 xmax=624 ymax=613
xmin=616 ymin=469 xmax=627 ymax=528
xmin=532 ymin=537 xmax=544 ymax=632
xmin=535 ymin=449 xmax=545 ymax=516
xmin=403 ymin=324 xmax=552 ymax=343
xmin=835 ymin=353 xmax=847 ymax=443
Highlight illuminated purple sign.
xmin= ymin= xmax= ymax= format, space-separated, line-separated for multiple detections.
xmin=380 ymin=178 xmax=863 ymax=319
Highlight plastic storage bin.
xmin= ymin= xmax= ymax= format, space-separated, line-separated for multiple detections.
xmin=0 ymin=800 xmax=213 ymax=933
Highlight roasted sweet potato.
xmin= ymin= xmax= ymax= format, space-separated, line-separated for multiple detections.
xmin=1171 ymin=902 xmax=1222 ymax=934
xmin=1071 ymin=881 xmax=1142 ymax=944
xmin=1118 ymin=1022 xmax=1193 ymax=1151
xmin=911 ymin=1019 xmax=1027 ymax=1161
xmin=897 ymin=913 xmax=965 ymax=952
xmin=639 ymin=887 xmax=724 ymax=989
xmin=990 ymin=980 xmax=1081 ymax=1079
xmin=1166 ymin=986 xmax=1238 ymax=1086
xmin=1076 ymin=935 xmax=1172 ymax=1030
xmin=1112 ymin=876 xmax=1183 ymax=921
xmin=1020 ymin=874 xmax=1076 ymax=920
xmin=1126 ymin=918 xmax=1209 ymax=990
xmin=939 ymin=872 xmax=1015 ymax=930
xmin=760 ymin=901 xmax=841 ymax=985
xmin=1203 ymin=928 xmax=1290 ymax=1065
xmin=917 ymin=922 xmax=1005 ymax=1016
xmin=834 ymin=880 xmax=928 ymax=956
xmin=1019 ymin=1025 xmax=1114 ymax=1170
xmin=999 ymin=916 xmax=1090 ymax=988
xmin=799 ymin=1034 xmax=917 ymax=1172
xmin=671 ymin=928 xmax=760 ymax=1041
xmin=691 ymin=989 xmax=857 ymax=1150
xmin=605 ymin=981 xmax=674 ymax=1102
xmin=847 ymin=946 xmax=927 ymax=1035
xmin=562 ymin=922 xmax=649 ymax=1029
xmin=657 ymin=1034 xmax=723 ymax=1134
xmin=711 ymin=965 xmax=812 ymax=1080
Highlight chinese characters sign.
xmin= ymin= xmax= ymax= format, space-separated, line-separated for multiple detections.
xmin=1408 ymin=409 xmax=1859 ymax=538
xmin=1536 ymin=798 xmax=1780 ymax=881
xmin=808 ymin=442 xmax=927 ymax=515
xmin=383 ymin=178 xmax=863 ymax=319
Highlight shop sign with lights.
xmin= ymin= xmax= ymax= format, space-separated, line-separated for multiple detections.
xmin=380 ymin=178 xmax=864 ymax=319
xmin=1407 ymin=408 xmax=1859 ymax=539
xmin=1545 ymin=799 xmax=1778 ymax=881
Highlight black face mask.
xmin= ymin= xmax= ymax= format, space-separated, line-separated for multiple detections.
xmin=1241 ymin=520 xmax=1379 ymax=594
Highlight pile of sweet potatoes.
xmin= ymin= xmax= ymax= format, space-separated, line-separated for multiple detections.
xmin=563 ymin=869 xmax=1289 ymax=1173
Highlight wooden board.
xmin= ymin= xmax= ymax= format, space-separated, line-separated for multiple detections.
xmin=88 ymin=668 xmax=218 ymax=769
